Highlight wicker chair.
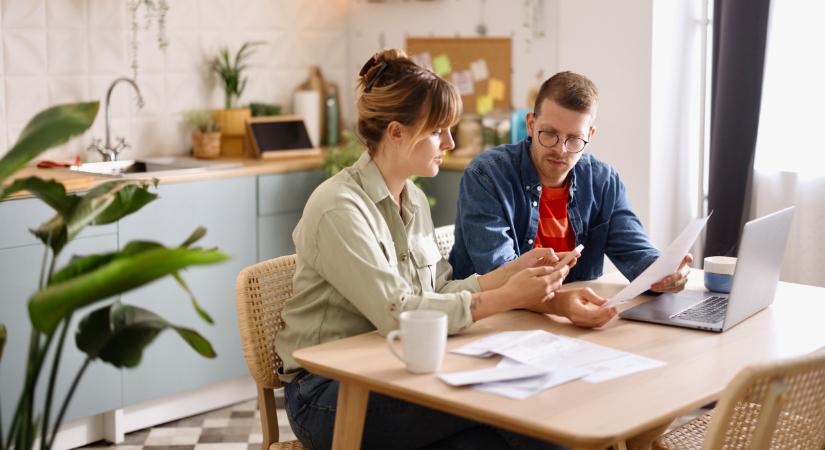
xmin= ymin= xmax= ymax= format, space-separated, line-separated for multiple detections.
xmin=236 ymin=255 xmax=307 ymax=450
xmin=433 ymin=224 xmax=456 ymax=260
xmin=654 ymin=351 xmax=825 ymax=450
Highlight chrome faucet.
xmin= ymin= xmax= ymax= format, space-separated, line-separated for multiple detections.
xmin=88 ymin=77 xmax=145 ymax=161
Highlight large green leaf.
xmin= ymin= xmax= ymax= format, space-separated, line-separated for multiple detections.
xmin=29 ymin=246 xmax=228 ymax=334
xmin=76 ymin=303 xmax=215 ymax=368
xmin=49 ymin=252 xmax=118 ymax=285
xmin=0 ymin=101 xmax=99 ymax=186
xmin=32 ymin=179 xmax=156 ymax=254
xmin=0 ymin=176 xmax=79 ymax=211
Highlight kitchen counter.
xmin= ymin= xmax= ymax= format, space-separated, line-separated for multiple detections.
xmin=3 ymin=153 xmax=473 ymax=201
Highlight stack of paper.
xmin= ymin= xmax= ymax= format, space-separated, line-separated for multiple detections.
xmin=438 ymin=330 xmax=665 ymax=399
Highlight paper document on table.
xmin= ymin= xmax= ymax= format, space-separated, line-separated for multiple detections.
xmin=449 ymin=330 xmax=665 ymax=399
xmin=604 ymin=214 xmax=710 ymax=308
xmin=438 ymin=364 xmax=549 ymax=386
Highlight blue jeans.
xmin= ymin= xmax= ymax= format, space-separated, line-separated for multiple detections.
xmin=284 ymin=370 xmax=567 ymax=450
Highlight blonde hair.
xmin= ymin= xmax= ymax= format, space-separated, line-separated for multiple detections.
xmin=533 ymin=71 xmax=599 ymax=117
xmin=356 ymin=49 xmax=462 ymax=155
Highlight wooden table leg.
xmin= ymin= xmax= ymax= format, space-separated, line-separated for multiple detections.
xmin=623 ymin=419 xmax=674 ymax=450
xmin=332 ymin=381 xmax=370 ymax=450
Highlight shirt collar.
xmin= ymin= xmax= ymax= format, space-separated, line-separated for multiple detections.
xmin=354 ymin=152 xmax=392 ymax=204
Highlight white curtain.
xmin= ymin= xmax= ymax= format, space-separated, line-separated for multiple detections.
xmin=753 ymin=0 xmax=825 ymax=287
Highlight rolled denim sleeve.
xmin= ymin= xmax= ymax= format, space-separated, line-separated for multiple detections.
xmin=310 ymin=207 xmax=475 ymax=336
xmin=605 ymin=171 xmax=661 ymax=281
xmin=456 ymin=167 xmax=520 ymax=275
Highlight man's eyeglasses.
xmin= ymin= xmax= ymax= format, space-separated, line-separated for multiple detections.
xmin=536 ymin=130 xmax=589 ymax=153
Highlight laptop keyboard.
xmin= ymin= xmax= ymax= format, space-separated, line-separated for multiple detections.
xmin=672 ymin=295 xmax=729 ymax=323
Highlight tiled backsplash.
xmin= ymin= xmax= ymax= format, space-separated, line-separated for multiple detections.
xmin=0 ymin=0 xmax=348 ymax=161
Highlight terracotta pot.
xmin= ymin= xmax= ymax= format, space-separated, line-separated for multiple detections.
xmin=192 ymin=131 xmax=221 ymax=159
xmin=212 ymin=108 xmax=251 ymax=156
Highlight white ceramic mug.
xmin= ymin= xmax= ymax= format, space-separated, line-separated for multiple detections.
xmin=386 ymin=310 xmax=447 ymax=374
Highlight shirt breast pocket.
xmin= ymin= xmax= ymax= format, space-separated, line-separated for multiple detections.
xmin=410 ymin=238 xmax=442 ymax=292
xmin=586 ymin=221 xmax=610 ymax=248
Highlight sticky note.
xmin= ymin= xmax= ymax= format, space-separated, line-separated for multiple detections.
xmin=476 ymin=95 xmax=493 ymax=115
xmin=451 ymin=70 xmax=474 ymax=96
xmin=412 ymin=52 xmax=432 ymax=71
xmin=432 ymin=54 xmax=452 ymax=76
xmin=470 ymin=59 xmax=489 ymax=81
xmin=488 ymin=78 xmax=505 ymax=101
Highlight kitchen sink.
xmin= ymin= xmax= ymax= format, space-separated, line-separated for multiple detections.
xmin=69 ymin=157 xmax=243 ymax=177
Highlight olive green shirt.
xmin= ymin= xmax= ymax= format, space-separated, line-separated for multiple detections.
xmin=276 ymin=152 xmax=481 ymax=382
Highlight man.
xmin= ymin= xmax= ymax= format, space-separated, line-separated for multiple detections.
xmin=449 ymin=71 xmax=691 ymax=325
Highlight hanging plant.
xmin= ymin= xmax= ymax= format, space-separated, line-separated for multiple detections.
xmin=128 ymin=0 xmax=170 ymax=79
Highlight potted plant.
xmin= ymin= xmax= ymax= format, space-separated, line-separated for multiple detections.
xmin=0 ymin=102 xmax=226 ymax=450
xmin=183 ymin=109 xmax=221 ymax=159
xmin=211 ymin=41 xmax=261 ymax=156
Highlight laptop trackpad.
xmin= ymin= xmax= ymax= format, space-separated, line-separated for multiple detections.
xmin=620 ymin=291 xmax=711 ymax=321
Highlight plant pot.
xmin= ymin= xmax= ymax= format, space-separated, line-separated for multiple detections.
xmin=212 ymin=108 xmax=251 ymax=156
xmin=192 ymin=131 xmax=221 ymax=159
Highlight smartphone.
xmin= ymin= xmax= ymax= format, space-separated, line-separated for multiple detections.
xmin=553 ymin=244 xmax=584 ymax=270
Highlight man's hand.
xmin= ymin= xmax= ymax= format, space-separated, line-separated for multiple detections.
xmin=509 ymin=247 xmax=560 ymax=272
xmin=529 ymin=287 xmax=617 ymax=328
xmin=650 ymin=254 xmax=693 ymax=293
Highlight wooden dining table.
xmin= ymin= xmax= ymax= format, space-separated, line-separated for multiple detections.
xmin=293 ymin=270 xmax=825 ymax=449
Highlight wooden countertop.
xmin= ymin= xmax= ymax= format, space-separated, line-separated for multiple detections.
xmin=2 ymin=152 xmax=473 ymax=201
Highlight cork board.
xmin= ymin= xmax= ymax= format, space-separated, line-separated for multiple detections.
xmin=405 ymin=37 xmax=512 ymax=115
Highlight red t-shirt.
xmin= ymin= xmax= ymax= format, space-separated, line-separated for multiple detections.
xmin=534 ymin=180 xmax=575 ymax=252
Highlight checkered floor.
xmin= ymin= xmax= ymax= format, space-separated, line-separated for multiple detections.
xmin=76 ymin=387 xmax=710 ymax=449
xmin=78 ymin=388 xmax=295 ymax=450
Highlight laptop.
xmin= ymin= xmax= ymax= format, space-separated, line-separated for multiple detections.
xmin=619 ymin=206 xmax=794 ymax=332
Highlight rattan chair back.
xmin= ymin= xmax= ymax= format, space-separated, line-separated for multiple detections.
xmin=434 ymin=224 xmax=455 ymax=260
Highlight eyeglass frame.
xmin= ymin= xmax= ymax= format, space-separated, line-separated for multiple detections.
xmin=535 ymin=130 xmax=590 ymax=153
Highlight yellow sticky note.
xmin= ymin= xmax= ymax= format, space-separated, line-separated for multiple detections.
xmin=476 ymin=95 xmax=494 ymax=115
xmin=488 ymin=78 xmax=505 ymax=101
xmin=432 ymin=54 xmax=452 ymax=76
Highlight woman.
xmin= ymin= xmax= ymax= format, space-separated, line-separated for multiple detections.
xmin=277 ymin=49 xmax=601 ymax=450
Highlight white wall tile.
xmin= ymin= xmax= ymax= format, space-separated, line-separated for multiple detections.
xmin=134 ymin=30 xmax=166 ymax=75
xmin=48 ymin=75 xmax=90 ymax=104
xmin=295 ymin=31 xmax=346 ymax=69
xmin=166 ymin=74 xmax=209 ymax=113
xmin=2 ymin=0 xmax=46 ymax=29
xmin=3 ymin=30 xmax=47 ymax=75
xmin=235 ymin=0 xmax=267 ymax=30
xmin=241 ymin=68 xmax=272 ymax=106
xmin=47 ymin=30 xmax=88 ymax=75
xmin=46 ymin=0 xmax=87 ymax=29
xmin=88 ymin=0 xmax=124 ymax=29
xmin=198 ymin=0 xmax=233 ymax=30
xmin=166 ymin=0 xmax=197 ymax=30
xmin=5 ymin=76 xmax=48 ymax=123
xmin=88 ymin=28 xmax=128 ymax=75
xmin=165 ymin=31 xmax=203 ymax=74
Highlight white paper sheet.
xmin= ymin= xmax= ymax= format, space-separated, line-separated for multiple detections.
xmin=449 ymin=331 xmax=666 ymax=398
xmin=438 ymin=364 xmax=549 ymax=386
xmin=604 ymin=214 xmax=710 ymax=308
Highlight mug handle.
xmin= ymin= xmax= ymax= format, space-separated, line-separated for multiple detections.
xmin=386 ymin=330 xmax=405 ymax=363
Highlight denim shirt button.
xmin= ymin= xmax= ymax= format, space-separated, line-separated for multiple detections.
xmin=525 ymin=185 xmax=531 ymax=190
xmin=528 ymin=238 xmax=534 ymax=245
xmin=532 ymin=201 xmax=538 ymax=207
xmin=537 ymin=186 xmax=542 ymax=192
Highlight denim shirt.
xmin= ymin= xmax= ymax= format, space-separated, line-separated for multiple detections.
xmin=449 ymin=138 xmax=660 ymax=283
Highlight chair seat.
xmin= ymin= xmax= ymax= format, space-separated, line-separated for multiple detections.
xmin=655 ymin=402 xmax=820 ymax=450
xmin=654 ymin=410 xmax=714 ymax=450
xmin=269 ymin=440 xmax=307 ymax=450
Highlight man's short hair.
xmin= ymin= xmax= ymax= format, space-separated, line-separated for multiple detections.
xmin=533 ymin=71 xmax=599 ymax=117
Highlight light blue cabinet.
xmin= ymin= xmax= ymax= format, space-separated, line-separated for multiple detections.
xmin=1 ymin=169 xmax=325 ymax=425
xmin=0 ymin=198 xmax=121 ymax=431
xmin=118 ymin=177 xmax=257 ymax=405
xmin=257 ymin=170 xmax=324 ymax=261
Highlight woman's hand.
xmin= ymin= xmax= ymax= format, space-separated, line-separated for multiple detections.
xmin=530 ymin=287 xmax=617 ymax=328
xmin=503 ymin=264 xmax=569 ymax=310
